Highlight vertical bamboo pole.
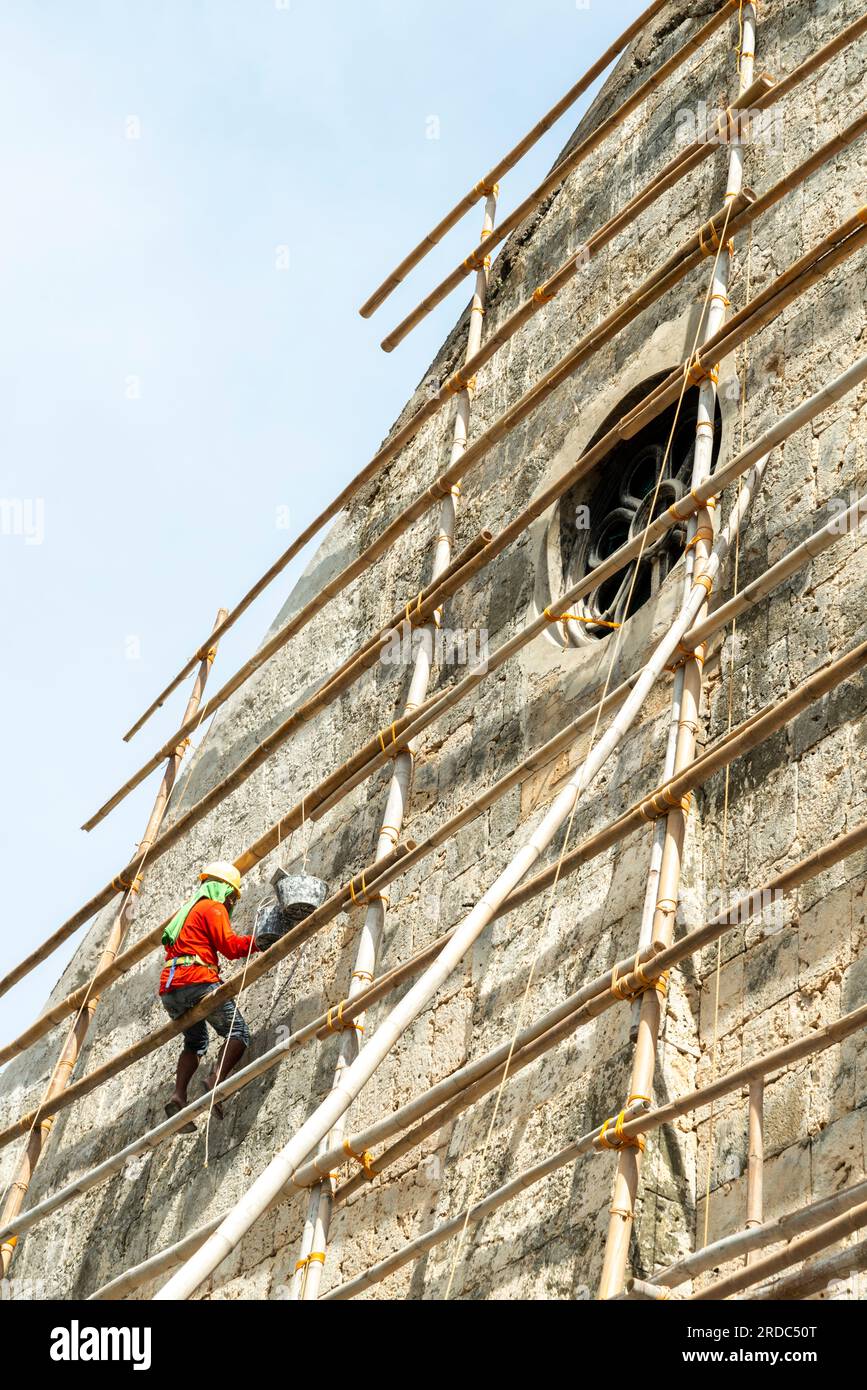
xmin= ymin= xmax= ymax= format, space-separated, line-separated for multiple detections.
xmin=0 ymin=609 xmax=227 ymax=1277
xmin=597 ymin=4 xmax=758 ymax=1300
xmin=745 ymin=1077 xmax=764 ymax=1263
xmin=292 ymin=191 xmax=499 ymax=1300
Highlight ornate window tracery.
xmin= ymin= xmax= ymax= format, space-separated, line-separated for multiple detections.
xmin=554 ymin=375 xmax=722 ymax=643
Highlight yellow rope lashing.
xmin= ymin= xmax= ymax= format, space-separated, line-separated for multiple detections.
xmin=343 ymin=1140 xmax=376 ymax=1180
xmin=598 ymin=1111 xmax=646 ymax=1153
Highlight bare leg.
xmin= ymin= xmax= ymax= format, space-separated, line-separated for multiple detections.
xmin=164 ymin=1049 xmax=201 ymax=1133
xmin=204 ymin=1038 xmax=247 ymax=1116
xmin=172 ymin=1048 xmax=201 ymax=1106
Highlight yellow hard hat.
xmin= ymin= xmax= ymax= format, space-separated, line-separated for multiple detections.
xmin=199 ymin=861 xmax=242 ymax=896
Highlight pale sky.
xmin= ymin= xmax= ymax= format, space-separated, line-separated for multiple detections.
xmin=0 ymin=0 xmax=643 ymax=1051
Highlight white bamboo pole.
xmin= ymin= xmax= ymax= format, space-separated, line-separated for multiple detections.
xmin=650 ymin=1179 xmax=867 ymax=1293
xmin=152 ymin=455 xmax=763 ymax=1301
xmin=597 ymin=1 xmax=758 ymax=1300
xmin=690 ymin=1196 xmax=867 ymax=1301
xmin=749 ymin=1233 xmax=867 ymax=1302
xmin=294 ymin=189 xmax=499 ymax=1300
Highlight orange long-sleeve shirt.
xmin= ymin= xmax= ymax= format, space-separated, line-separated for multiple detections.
xmin=159 ymin=898 xmax=258 ymax=994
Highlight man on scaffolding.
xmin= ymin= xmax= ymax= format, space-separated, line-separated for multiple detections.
xmin=159 ymin=861 xmax=260 ymax=1132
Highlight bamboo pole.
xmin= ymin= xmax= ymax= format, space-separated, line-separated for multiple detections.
xmin=745 ymin=1078 xmax=764 ymax=1263
xmin=626 ymin=1278 xmax=680 ymax=1301
xmin=690 ymin=1197 xmax=867 ymax=1302
xmin=4 ymin=373 xmax=865 ymax=1082
xmin=85 ymin=811 xmax=867 ymax=1301
xmin=646 ymin=1177 xmax=867 ymax=1291
xmin=750 ymin=1233 xmax=867 ymax=1302
xmin=0 ymin=608 xmax=227 ymax=1276
xmin=150 ymin=461 xmax=771 ymax=1299
xmin=295 ymin=189 xmax=500 ymax=1301
xmin=358 ymin=0 xmax=672 ymax=318
xmin=380 ymin=1 xmax=741 ymax=350
xmin=324 ymin=1002 xmax=867 ymax=1299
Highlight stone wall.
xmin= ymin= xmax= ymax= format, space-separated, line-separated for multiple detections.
xmin=1 ymin=0 xmax=865 ymax=1300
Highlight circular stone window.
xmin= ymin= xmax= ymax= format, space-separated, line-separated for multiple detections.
xmin=549 ymin=373 xmax=722 ymax=644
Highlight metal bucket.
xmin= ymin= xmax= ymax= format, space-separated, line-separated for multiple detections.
xmin=271 ymin=869 xmax=328 ymax=923
xmin=254 ymin=868 xmax=329 ymax=950
xmin=253 ymin=899 xmax=287 ymax=951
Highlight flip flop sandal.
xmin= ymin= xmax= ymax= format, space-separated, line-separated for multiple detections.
xmin=165 ymin=1099 xmax=197 ymax=1134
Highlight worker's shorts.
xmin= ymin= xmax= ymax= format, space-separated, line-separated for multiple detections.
xmin=160 ymin=983 xmax=250 ymax=1056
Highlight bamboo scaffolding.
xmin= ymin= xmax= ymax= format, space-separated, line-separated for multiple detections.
xmin=358 ymin=0 xmax=672 ymax=318
xmin=4 ymin=372 xmax=865 ymax=1083
xmin=150 ymin=463 xmax=775 ymax=1299
xmin=381 ymin=4 xmax=867 ymax=349
xmin=18 ymin=13 xmax=867 ymax=1301
xmin=329 ymin=685 xmax=867 ymax=1206
xmin=359 ymin=103 xmax=771 ymax=483
xmin=85 ymin=811 xmax=867 ymax=1301
xmin=295 ymin=190 xmax=500 ymax=1300
xmin=379 ymin=1 xmax=741 ymax=350
xmin=650 ymin=1178 xmax=867 ymax=1293
xmin=380 ymin=90 xmax=774 ymax=354
xmin=12 ymin=629 xmax=867 ymax=1259
xmin=323 ymin=999 xmax=867 ymax=1299
xmin=0 ymin=611 xmax=227 ymax=1275
xmin=690 ymin=1196 xmax=867 ymax=1301
xmin=5 ymin=233 xmax=861 ymax=1189
xmin=82 ymin=167 xmax=867 ymax=843
xmin=750 ymin=1233 xmax=867 ymax=1302
xmin=121 ymin=13 xmax=866 ymax=753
